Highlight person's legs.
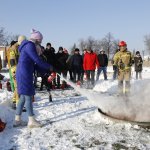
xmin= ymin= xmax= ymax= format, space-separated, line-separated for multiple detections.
xmin=85 ymin=70 xmax=90 ymax=88
xmin=139 ymin=71 xmax=142 ymax=79
xmin=113 ymin=68 xmax=118 ymax=80
xmin=24 ymin=95 xmax=42 ymax=128
xmin=96 ymin=67 xmax=102 ymax=81
xmin=118 ymin=80 xmax=123 ymax=95
xmin=16 ymin=95 xmax=25 ymax=115
xmin=118 ymin=71 xmax=124 ymax=95
xmin=103 ymin=67 xmax=107 ymax=80
xmin=24 ymin=95 xmax=34 ymax=116
xmin=125 ymin=70 xmax=131 ymax=95
xmin=91 ymin=70 xmax=95 ymax=86
xmin=69 ymin=69 xmax=74 ymax=81
xmin=77 ymin=69 xmax=81 ymax=81
xmin=14 ymin=95 xmax=26 ymax=126
xmin=73 ymin=69 xmax=77 ymax=83
xmin=135 ymin=71 xmax=138 ymax=79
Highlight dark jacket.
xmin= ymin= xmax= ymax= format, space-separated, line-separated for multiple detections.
xmin=97 ymin=54 xmax=108 ymax=67
xmin=43 ymin=48 xmax=57 ymax=67
xmin=16 ymin=40 xmax=53 ymax=96
xmin=134 ymin=55 xmax=143 ymax=72
xmin=70 ymin=53 xmax=83 ymax=70
xmin=56 ymin=52 xmax=68 ymax=71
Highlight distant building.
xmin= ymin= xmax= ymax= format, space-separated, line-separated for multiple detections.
xmin=0 ymin=46 xmax=7 ymax=68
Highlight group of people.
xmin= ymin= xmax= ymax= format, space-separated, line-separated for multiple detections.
xmin=5 ymin=29 xmax=102 ymax=128
xmin=34 ymin=43 xmax=108 ymax=90
xmin=0 ymin=28 xmax=143 ymax=129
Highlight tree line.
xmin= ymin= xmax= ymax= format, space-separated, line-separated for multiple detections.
xmin=1 ymin=26 xmax=150 ymax=59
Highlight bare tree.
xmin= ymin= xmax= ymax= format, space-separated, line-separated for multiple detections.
xmin=86 ymin=36 xmax=95 ymax=51
xmin=0 ymin=27 xmax=7 ymax=45
xmin=111 ymin=39 xmax=119 ymax=54
xmin=100 ymin=32 xmax=115 ymax=59
xmin=0 ymin=27 xmax=19 ymax=46
xmin=78 ymin=33 xmax=119 ymax=58
xmin=78 ymin=36 xmax=96 ymax=52
xmin=70 ymin=43 xmax=76 ymax=54
xmin=144 ymin=34 xmax=150 ymax=54
xmin=78 ymin=39 xmax=87 ymax=53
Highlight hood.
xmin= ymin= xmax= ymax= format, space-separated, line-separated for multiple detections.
xmin=18 ymin=40 xmax=29 ymax=53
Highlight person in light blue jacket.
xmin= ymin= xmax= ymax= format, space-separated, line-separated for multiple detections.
xmin=14 ymin=29 xmax=53 ymax=128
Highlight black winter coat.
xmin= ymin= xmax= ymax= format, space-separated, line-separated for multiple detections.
xmin=70 ymin=54 xmax=83 ymax=70
xmin=56 ymin=52 xmax=69 ymax=71
xmin=97 ymin=54 xmax=108 ymax=67
xmin=134 ymin=55 xmax=143 ymax=71
xmin=43 ymin=49 xmax=57 ymax=66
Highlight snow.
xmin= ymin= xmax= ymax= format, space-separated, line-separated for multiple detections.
xmin=0 ymin=67 xmax=150 ymax=149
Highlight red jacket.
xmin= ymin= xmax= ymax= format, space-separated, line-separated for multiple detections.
xmin=83 ymin=52 xmax=99 ymax=71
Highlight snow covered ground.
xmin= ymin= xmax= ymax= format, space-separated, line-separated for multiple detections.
xmin=0 ymin=67 xmax=150 ymax=150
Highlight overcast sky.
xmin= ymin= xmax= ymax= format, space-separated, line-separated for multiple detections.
xmin=0 ymin=0 xmax=150 ymax=52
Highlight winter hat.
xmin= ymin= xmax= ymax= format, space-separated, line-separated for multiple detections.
xmin=18 ymin=35 xmax=26 ymax=45
xmin=10 ymin=41 xmax=17 ymax=47
xmin=46 ymin=42 xmax=51 ymax=47
xmin=59 ymin=46 xmax=63 ymax=51
xmin=63 ymin=48 xmax=68 ymax=54
xmin=74 ymin=48 xmax=79 ymax=52
xmin=136 ymin=51 xmax=140 ymax=55
xmin=30 ymin=29 xmax=43 ymax=42
xmin=100 ymin=49 xmax=104 ymax=53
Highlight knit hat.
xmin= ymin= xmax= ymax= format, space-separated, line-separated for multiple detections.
xmin=74 ymin=48 xmax=79 ymax=52
xmin=59 ymin=46 xmax=63 ymax=51
xmin=136 ymin=51 xmax=140 ymax=55
xmin=63 ymin=48 xmax=68 ymax=54
xmin=30 ymin=29 xmax=43 ymax=42
xmin=10 ymin=40 xmax=17 ymax=47
xmin=18 ymin=35 xmax=26 ymax=45
xmin=100 ymin=49 xmax=105 ymax=53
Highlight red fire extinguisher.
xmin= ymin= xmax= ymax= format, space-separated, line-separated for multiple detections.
xmin=6 ymin=81 xmax=11 ymax=91
xmin=48 ymin=72 xmax=56 ymax=83
xmin=0 ymin=82 xmax=2 ymax=89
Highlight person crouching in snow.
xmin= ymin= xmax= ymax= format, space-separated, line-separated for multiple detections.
xmin=14 ymin=29 xmax=54 ymax=128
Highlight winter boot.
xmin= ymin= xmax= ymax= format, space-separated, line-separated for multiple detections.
xmin=28 ymin=116 xmax=42 ymax=128
xmin=13 ymin=115 xmax=27 ymax=127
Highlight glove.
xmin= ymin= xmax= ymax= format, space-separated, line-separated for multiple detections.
xmin=12 ymin=71 xmax=16 ymax=80
xmin=113 ymin=65 xmax=117 ymax=71
xmin=47 ymin=72 xmax=56 ymax=83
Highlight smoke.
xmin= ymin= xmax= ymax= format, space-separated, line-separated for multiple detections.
xmin=58 ymin=73 xmax=150 ymax=122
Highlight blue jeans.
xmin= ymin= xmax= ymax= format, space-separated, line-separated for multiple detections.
xmin=96 ymin=67 xmax=107 ymax=80
xmin=16 ymin=95 xmax=34 ymax=116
